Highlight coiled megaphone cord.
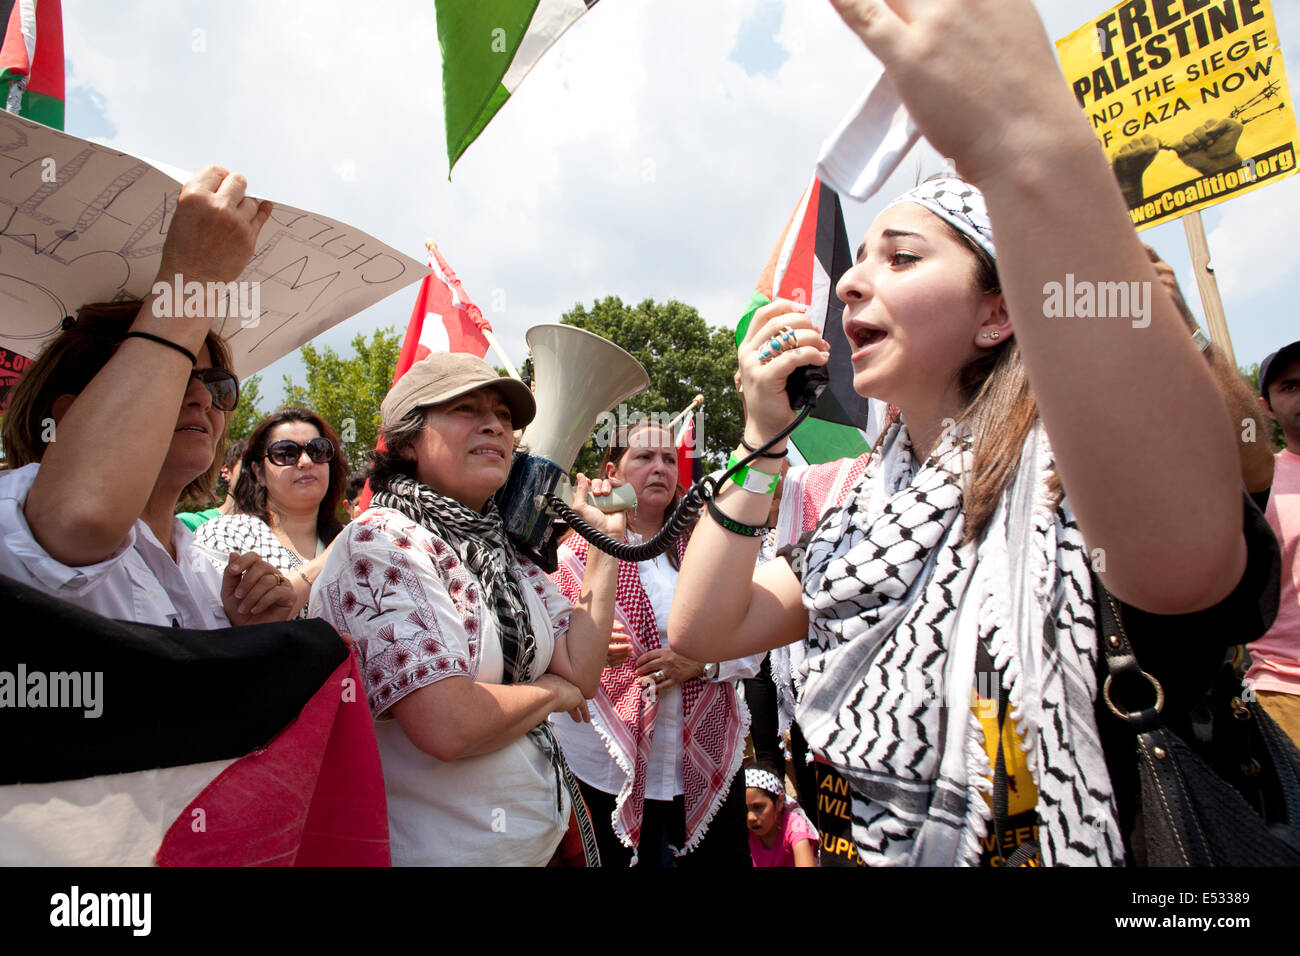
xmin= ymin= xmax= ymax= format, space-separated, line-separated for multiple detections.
xmin=547 ymin=405 xmax=813 ymax=561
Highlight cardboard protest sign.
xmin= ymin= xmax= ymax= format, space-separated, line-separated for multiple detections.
xmin=0 ymin=110 xmax=427 ymax=379
xmin=1057 ymin=0 xmax=1298 ymax=230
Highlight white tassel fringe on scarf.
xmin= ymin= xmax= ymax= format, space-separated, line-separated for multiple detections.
xmin=795 ymin=421 xmax=1125 ymax=866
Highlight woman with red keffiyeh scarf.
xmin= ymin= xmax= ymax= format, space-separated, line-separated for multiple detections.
xmin=551 ymin=421 xmax=764 ymax=867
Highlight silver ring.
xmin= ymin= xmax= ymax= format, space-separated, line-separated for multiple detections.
xmin=759 ymin=346 xmax=774 ymax=365
xmin=779 ymin=326 xmax=796 ymax=346
xmin=654 ymin=669 xmax=666 ymax=682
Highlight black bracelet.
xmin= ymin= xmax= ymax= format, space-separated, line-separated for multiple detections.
xmin=706 ymin=497 xmax=768 ymax=537
xmin=123 ymin=331 xmax=198 ymax=365
xmin=739 ymin=437 xmax=787 ymax=459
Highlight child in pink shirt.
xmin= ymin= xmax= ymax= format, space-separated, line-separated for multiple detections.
xmin=745 ymin=766 xmax=818 ymax=867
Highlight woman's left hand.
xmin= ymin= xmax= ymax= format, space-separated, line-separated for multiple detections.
xmin=221 ymin=551 xmax=296 ymax=625
xmin=569 ymin=474 xmax=628 ymax=541
xmin=566 ymin=700 xmax=592 ymax=723
xmin=636 ymin=648 xmax=705 ymax=694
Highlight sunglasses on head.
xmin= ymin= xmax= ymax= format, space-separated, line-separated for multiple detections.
xmin=191 ymin=368 xmax=240 ymax=412
xmin=265 ymin=437 xmax=335 ymax=467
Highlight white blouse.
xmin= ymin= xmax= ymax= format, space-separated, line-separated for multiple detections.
xmin=308 ymin=506 xmax=575 ymax=866
xmin=0 ymin=463 xmax=228 ymax=628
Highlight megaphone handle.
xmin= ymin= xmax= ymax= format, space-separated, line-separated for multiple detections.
xmin=786 ymin=363 xmax=828 ymax=411
xmin=546 ymin=483 xmax=707 ymax=562
xmin=556 ymin=401 xmax=814 ymax=560
xmin=589 ymin=484 xmax=637 ymax=514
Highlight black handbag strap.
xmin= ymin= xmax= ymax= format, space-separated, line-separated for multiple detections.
xmin=1095 ymin=586 xmax=1166 ymax=731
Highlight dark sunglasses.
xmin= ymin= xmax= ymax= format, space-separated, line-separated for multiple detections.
xmin=191 ymin=368 xmax=239 ymax=412
xmin=265 ymin=437 xmax=335 ymax=467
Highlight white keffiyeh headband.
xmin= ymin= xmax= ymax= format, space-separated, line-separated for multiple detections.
xmin=884 ymin=177 xmax=997 ymax=261
xmin=745 ymin=769 xmax=784 ymax=797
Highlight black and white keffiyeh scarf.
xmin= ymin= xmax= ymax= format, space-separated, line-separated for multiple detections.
xmin=375 ymin=475 xmax=536 ymax=683
xmin=795 ymin=421 xmax=1125 ymax=866
xmin=373 ymin=475 xmax=600 ymax=864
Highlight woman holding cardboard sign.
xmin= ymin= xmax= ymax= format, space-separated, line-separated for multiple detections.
xmin=0 ymin=167 xmax=297 ymax=629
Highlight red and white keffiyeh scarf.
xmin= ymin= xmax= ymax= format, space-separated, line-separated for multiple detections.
xmin=553 ymin=533 xmax=747 ymax=861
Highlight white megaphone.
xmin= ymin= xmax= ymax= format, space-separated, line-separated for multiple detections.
xmin=495 ymin=324 xmax=649 ymax=560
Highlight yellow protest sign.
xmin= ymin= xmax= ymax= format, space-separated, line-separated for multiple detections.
xmin=1057 ymin=0 xmax=1298 ymax=230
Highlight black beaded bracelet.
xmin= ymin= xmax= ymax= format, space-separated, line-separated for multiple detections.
xmin=123 ymin=331 xmax=198 ymax=365
xmin=739 ymin=437 xmax=788 ymax=459
xmin=706 ymin=497 xmax=768 ymax=538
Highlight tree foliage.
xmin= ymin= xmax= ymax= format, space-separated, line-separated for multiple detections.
xmin=225 ymin=373 xmax=266 ymax=444
xmin=560 ymin=297 xmax=741 ymax=476
xmin=281 ymin=327 xmax=401 ymax=474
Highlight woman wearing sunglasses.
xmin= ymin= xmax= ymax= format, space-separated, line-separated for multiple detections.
xmin=196 ymin=407 xmax=347 ymax=617
xmin=0 ymin=165 xmax=295 ymax=628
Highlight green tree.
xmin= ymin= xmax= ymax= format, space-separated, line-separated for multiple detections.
xmin=225 ymin=373 xmax=266 ymax=444
xmin=281 ymin=327 xmax=401 ymax=473
xmin=1241 ymin=362 xmax=1286 ymax=451
xmin=560 ymin=297 xmax=742 ymax=476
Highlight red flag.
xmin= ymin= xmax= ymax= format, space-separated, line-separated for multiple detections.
xmin=358 ymin=244 xmax=493 ymax=512
xmin=676 ymin=413 xmax=703 ymax=494
xmin=394 ymin=243 xmax=492 ymax=374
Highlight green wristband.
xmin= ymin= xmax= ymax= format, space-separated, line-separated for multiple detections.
xmin=725 ymin=452 xmax=781 ymax=495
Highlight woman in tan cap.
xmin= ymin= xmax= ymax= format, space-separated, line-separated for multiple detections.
xmin=309 ymin=351 xmax=622 ymax=866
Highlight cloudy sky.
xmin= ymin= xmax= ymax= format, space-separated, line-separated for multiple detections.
xmin=61 ymin=0 xmax=1300 ymax=406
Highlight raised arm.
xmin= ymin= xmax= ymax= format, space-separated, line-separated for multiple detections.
xmin=671 ymin=302 xmax=828 ymax=663
xmin=1146 ymin=246 xmax=1274 ymax=494
xmin=24 ymin=167 xmax=272 ymax=566
xmin=827 ymin=0 xmax=1244 ymax=613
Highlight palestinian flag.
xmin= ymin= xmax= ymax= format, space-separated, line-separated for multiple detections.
xmin=0 ymin=574 xmax=390 ymax=866
xmin=0 ymin=0 xmax=63 ymax=130
xmin=738 ymin=177 xmax=869 ymax=465
xmin=435 ymin=0 xmax=599 ymax=172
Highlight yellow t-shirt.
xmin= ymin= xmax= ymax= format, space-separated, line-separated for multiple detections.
xmin=973 ymin=644 xmax=1042 ymax=866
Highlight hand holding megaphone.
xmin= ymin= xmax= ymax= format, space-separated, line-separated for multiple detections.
xmin=568 ymin=473 xmax=629 ymax=539
xmin=738 ymin=300 xmax=831 ymax=443
xmin=554 ymin=473 xmax=638 ymax=514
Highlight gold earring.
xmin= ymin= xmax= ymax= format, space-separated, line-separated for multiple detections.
xmin=989 ymin=330 xmax=1000 ymax=340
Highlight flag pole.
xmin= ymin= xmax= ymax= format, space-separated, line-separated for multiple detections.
xmin=670 ymin=394 xmax=704 ymax=443
xmin=1181 ymin=211 xmax=1236 ymax=367
xmin=425 ymin=239 xmax=522 ymax=381
xmin=483 ymin=329 xmax=522 ymax=382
